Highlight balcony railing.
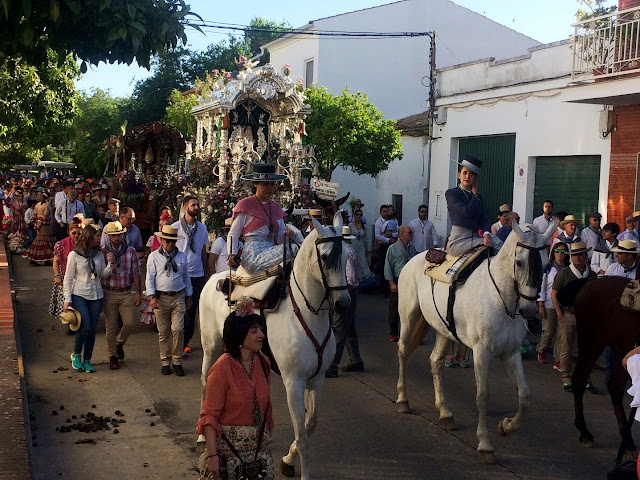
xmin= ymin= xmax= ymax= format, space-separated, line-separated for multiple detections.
xmin=572 ymin=5 xmax=640 ymax=81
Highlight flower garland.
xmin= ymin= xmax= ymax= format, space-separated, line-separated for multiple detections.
xmin=199 ymin=184 xmax=245 ymax=237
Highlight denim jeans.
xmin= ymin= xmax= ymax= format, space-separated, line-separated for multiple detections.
xmin=25 ymin=225 xmax=35 ymax=249
xmin=72 ymin=294 xmax=103 ymax=361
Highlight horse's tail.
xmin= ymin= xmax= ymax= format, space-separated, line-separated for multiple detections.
xmin=408 ymin=315 xmax=429 ymax=357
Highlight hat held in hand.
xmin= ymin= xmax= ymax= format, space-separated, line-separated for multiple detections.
xmin=60 ymin=307 xmax=82 ymax=332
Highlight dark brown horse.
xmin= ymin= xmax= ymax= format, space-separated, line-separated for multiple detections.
xmin=572 ymin=276 xmax=640 ymax=453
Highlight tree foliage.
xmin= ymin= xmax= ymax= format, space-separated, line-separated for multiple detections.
xmin=68 ymin=88 xmax=130 ymax=176
xmin=0 ymin=50 xmax=79 ymax=165
xmin=303 ymin=85 xmax=403 ymax=181
xmin=0 ymin=0 xmax=199 ymax=70
xmin=164 ymin=89 xmax=198 ymax=139
xmin=575 ymin=0 xmax=617 ymax=22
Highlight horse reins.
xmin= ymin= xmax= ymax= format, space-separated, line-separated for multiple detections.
xmin=288 ymin=234 xmax=349 ymax=379
xmin=487 ymin=242 xmax=545 ymax=319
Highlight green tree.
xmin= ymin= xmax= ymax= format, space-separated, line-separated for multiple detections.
xmin=164 ymin=89 xmax=198 ymax=139
xmin=575 ymin=0 xmax=617 ymax=21
xmin=69 ymin=88 xmax=130 ymax=176
xmin=0 ymin=0 xmax=200 ymax=70
xmin=0 ymin=51 xmax=79 ymax=165
xmin=304 ymin=85 xmax=403 ymax=181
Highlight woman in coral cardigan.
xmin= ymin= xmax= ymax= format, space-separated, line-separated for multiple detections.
xmin=197 ymin=298 xmax=274 ymax=479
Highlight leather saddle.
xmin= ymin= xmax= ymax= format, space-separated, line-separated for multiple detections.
xmin=216 ymin=263 xmax=290 ymax=312
xmin=424 ymin=245 xmax=488 ymax=285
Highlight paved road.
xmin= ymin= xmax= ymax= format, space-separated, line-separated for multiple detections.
xmin=14 ymin=253 xmax=633 ymax=479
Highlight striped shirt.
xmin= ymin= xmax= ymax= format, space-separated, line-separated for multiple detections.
xmin=101 ymin=246 xmax=140 ymax=289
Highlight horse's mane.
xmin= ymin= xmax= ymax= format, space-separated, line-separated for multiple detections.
xmin=503 ymin=227 xmax=543 ymax=288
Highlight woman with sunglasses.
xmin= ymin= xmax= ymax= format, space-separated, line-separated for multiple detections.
xmin=536 ymin=241 xmax=569 ymax=368
xmin=49 ymin=214 xmax=86 ymax=326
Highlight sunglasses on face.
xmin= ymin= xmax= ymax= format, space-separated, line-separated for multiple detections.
xmin=164 ymin=239 xmax=177 ymax=243
xmin=553 ymin=249 xmax=567 ymax=254
xmin=419 ymin=210 xmax=427 ymax=214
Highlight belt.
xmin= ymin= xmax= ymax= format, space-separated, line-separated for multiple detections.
xmin=156 ymin=289 xmax=184 ymax=297
xmin=103 ymin=284 xmax=132 ymax=292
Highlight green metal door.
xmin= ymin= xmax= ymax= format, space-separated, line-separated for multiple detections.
xmin=458 ymin=135 xmax=516 ymax=220
xmin=533 ymin=156 xmax=601 ymax=225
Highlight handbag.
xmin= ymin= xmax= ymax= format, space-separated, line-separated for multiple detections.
xmin=425 ymin=248 xmax=447 ymax=265
xmin=221 ymin=354 xmax=270 ymax=480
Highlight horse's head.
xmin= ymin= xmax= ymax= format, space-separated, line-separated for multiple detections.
xmin=300 ymin=210 xmax=351 ymax=314
xmin=505 ymin=220 xmax=557 ymax=319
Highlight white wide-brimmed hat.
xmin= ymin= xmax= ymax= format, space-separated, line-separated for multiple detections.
xmin=451 ymin=154 xmax=483 ymax=176
xmin=341 ymin=225 xmax=355 ymax=240
xmin=610 ymin=239 xmax=640 ymax=254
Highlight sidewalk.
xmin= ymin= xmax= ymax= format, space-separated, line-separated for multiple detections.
xmin=0 ymin=241 xmax=31 ymax=480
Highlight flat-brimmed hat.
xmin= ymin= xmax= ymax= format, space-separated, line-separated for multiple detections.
xmin=155 ymin=225 xmax=181 ymax=241
xmin=568 ymin=241 xmax=591 ymax=255
xmin=241 ymin=163 xmax=288 ymax=182
xmin=304 ymin=208 xmax=327 ymax=220
xmin=224 ymin=217 xmax=233 ymax=229
xmin=60 ymin=307 xmax=82 ymax=332
xmin=107 ymin=198 xmax=120 ymax=205
xmin=559 ymin=215 xmax=580 ymax=228
xmin=632 ymin=211 xmax=640 ymax=221
xmin=82 ymin=218 xmax=94 ymax=227
xmin=105 ymin=221 xmax=126 ymax=235
xmin=342 ymin=225 xmax=355 ymax=240
xmin=354 ymin=198 xmax=364 ymax=206
xmin=610 ymin=239 xmax=640 ymax=254
xmin=452 ymin=154 xmax=484 ymax=176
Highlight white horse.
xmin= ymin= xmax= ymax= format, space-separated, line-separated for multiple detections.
xmin=198 ymin=212 xmax=351 ymax=480
xmin=396 ymin=221 xmax=556 ymax=464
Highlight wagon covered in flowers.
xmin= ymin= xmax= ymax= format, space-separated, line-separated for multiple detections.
xmin=188 ymin=60 xmax=320 ymax=235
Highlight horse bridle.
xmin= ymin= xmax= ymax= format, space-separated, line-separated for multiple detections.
xmin=487 ymin=241 xmax=545 ymax=319
xmin=291 ymin=235 xmax=349 ymax=315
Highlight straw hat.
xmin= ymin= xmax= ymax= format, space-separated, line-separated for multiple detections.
xmin=224 ymin=217 xmax=233 ymax=229
xmin=105 ymin=221 xmax=126 ymax=235
xmin=568 ymin=241 xmax=591 ymax=255
xmin=609 ymin=239 xmax=640 ymax=254
xmin=632 ymin=211 xmax=640 ymax=221
xmin=82 ymin=218 xmax=94 ymax=228
xmin=60 ymin=307 xmax=82 ymax=332
xmin=107 ymin=198 xmax=120 ymax=205
xmin=304 ymin=208 xmax=327 ymax=220
xmin=155 ymin=225 xmax=181 ymax=241
xmin=559 ymin=215 xmax=580 ymax=228
xmin=342 ymin=225 xmax=355 ymax=241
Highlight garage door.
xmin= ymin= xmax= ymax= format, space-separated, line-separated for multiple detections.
xmin=533 ymin=156 xmax=600 ymax=225
xmin=458 ymin=135 xmax=516 ymax=220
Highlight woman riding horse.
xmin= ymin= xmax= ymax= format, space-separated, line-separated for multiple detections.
xmin=445 ymin=155 xmax=503 ymax=256
xmin=228 ymin=163 xmax=298 ymax=273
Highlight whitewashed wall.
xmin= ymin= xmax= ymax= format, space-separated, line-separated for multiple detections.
xmin=265 ymin=0 xmax=542 ymax=232
xmin=430 ymin=41 xmax=611 ymax=240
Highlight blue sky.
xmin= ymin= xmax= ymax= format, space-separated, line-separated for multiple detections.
xmin=76 ymin=0 xmax=616 ymax=97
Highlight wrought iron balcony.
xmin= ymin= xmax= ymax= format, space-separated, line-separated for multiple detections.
xmin=571 ymin=5 xmax=640 ymax=81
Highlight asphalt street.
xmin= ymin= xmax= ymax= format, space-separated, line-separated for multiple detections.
xmin=14 ymin=253 xmax=635 ymax=480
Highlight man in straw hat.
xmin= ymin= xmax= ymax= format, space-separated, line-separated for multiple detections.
xmin=145 ymin=225 xmax=192 ymax=376
xmin=303 ymin=208 xmax=327 ymax=235
xmin=172 ymin=194 xmax=209 ymax=354
xmin=605 ymin=239 xmax=640 ymax=278
xmin=618 ymin=211 xmax=640 ymax=243
xmin=554 ymin=214 xmax=581 ymax=247
xmin=445 ymin=155 xmax=503 ymax=256
xmin=326 ymin=226 xmax=364 ymax=377
xmin=551 ymin=241 xmax=598 ymax=394
xmin=101 ymin=221 xmax=141 ymax=370
xmin=228 ymin=163 xmax=298 ymax=274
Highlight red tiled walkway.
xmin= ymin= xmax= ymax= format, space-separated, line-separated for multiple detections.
xmin=0 ymin=241 xmax=31 ymax=480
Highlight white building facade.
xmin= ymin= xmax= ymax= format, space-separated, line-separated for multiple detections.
xmin=264 ymin=0 xmax=541 ymax=244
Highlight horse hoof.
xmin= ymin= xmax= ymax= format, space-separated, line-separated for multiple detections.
xmin=281 ymin=460 xmax=295 ymax=477
xmin=498 ymin=418 xmax=511 ymax=437
xmin=397 ymin=401 xmax=410 ymax=414
xmin=196 ymin=435 xmax=206 ymax=453
xmin=438 ymin=416 xmax=456 ymax=431
xmin=579 ymin=436 xmax=595 ymax=448
xmin=478 ymin=450 xmax=496 ymax=465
